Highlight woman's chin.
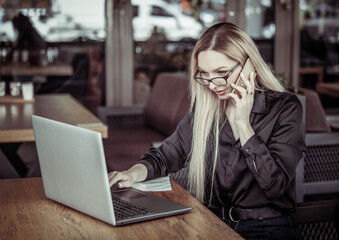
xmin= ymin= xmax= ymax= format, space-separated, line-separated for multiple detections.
xmin=216 ymin=92 xmax=230 ymax=100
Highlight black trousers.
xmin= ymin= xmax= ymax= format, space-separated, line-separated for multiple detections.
xmin=223 ymin=215 xmax=300 ymax=240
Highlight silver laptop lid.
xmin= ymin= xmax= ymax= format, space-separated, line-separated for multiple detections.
xmin=32 ymin=115 xmax=116 ymax=225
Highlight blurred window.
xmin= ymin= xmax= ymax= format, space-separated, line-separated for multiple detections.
xmin=133 ymin=5 xmax=139 ymax=17
xmin=245 ymin=0 xmax=275 ymax=40
xmin=132 ymin=0 xmax=226 ymax=85
xmin=0 ymin=0 xmax=105 ymax=43
xmin=151 ymin=6 xmax=173 ymax=17
xmin=299 ymin=0 xmax=339 ymax=86
xmin=245 ymin=0 xmax=275 ymax=64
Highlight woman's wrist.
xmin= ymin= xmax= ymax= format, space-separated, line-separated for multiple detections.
xmin=237 ymin=121 xmax=254 ymax=146
xmin=127 ymin=163 xmax=147 ymax=183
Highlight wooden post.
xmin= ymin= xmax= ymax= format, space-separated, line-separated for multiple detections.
xmin=105 ymin=0 xmax=133 ymax=106
xmin=274 ymin=0 xmax=300 ymax=91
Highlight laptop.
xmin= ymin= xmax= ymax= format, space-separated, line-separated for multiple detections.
xmin=32 ymin=115 xmax=191 ymax=226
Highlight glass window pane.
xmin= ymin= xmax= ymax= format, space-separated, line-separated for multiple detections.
xmin=300 ymin=0 xmax=339 ymax=87
xmin=0 ymin=0 xmax=105 ymax=42
xmin=246 ymin=0 xmax=275 ymax=40
xmin=133 ymin=5 xmax=139 ymax=17
xmin=151 ymin=6 xmax=173 ymax=17
xmin=245 ymin=0 xmax=275 ymax=64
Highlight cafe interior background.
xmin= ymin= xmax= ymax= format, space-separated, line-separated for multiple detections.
xmin=0 ymin=0 xmax=337 ymax=109
xmin=0 ymin=0 xmax=339 ymax=181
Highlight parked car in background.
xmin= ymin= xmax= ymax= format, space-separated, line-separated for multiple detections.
xmin=132 ymin=0 xmax=203 ymax=41
xmin=1 ymin=0 xmax=203 ymax=43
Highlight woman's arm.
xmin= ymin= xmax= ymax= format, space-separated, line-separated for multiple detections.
xmin=240 ymin=95 xmax=306 ymax=198
xmin=108 ymin=112 xmax=192 ymax=188
xmin=139 ymin=113 xmax=192 ymax=180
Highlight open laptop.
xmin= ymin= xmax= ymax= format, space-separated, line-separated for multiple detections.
xmin=32 ymin=115 xmax=191 ymax=226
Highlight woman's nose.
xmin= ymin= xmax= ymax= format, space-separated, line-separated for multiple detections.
xmin=208 ymin=81 xmax=217 ymax=91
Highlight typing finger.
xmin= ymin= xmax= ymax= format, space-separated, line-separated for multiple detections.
xmin=117 ymin=179 xmax=133 ymax=188
xmin=108 ymin=171 xmax=124 ymax=187
xmin=109 ymin=171 xmax=133 ymax=188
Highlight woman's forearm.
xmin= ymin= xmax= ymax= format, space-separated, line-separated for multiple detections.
xmin=127 ymin=163 xmax=148 ymax=183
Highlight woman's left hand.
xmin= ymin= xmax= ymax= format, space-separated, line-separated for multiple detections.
xmin=227 ymin=71 xmax=255 ymax=125
xmin=225 ymin=70 xmax=256 ymax=145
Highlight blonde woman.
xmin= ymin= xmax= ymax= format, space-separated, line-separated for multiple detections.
xmin=109 ymin=22 xmax=305 ymax=240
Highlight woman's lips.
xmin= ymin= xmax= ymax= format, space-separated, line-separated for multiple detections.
xmin=214 ymin=90 xmax=226 ymax=96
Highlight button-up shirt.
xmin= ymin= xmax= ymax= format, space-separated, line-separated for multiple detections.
xmin=139 ymin=90 xmax=306 ymax=211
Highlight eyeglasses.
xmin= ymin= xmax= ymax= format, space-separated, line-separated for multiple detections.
xmin=194 ymin=63 xmax=240 ymax=86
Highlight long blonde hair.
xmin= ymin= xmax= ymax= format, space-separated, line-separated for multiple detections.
xmin=188 ymin=22 xmax=285 ymax=203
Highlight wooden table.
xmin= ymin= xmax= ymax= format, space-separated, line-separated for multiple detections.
xmin=0 ymin=63 xmax=73 ymax=77
xmin=0 ymin=178 xmax=243 ymax=240
xmin=316 ymin=82 xmax=339 ymax=98
xmin=299 ymin=66 xmax=324 ymax=87
xmin=326 ymin=115 xmax=339 ymax=131
xmin=0 ymin=93 xmax=108 ymax=143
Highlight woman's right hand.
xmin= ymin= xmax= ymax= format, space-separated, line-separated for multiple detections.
xmin=108 ymin=163 xmax=148 ymax=188
xmin=108 ymin=171 xmax=134 ymax=188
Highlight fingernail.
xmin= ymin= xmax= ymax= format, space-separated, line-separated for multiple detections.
xmin=118 ymin=182 xmax=122 ymax=188
xmin=240 ymin=72 xmax=244 ymax=77
xmin=231 ymin=83 xmax=235 ymax=86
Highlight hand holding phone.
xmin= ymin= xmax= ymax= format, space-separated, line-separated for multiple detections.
xmin=232 ymin=58 xmax=255 ymax=98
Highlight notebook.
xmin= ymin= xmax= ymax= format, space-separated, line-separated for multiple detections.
xmin=32 ymin=115 xmax=191 ymax=226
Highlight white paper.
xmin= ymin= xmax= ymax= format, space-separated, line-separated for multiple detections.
xmin=132 ymin=176 xmax=172 ymax=192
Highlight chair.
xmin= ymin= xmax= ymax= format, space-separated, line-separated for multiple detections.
xmin=296 ymin=132 xmax=339 ymax=203
xmin=297 ymin=87 xmax=331 ymax=133
xmin=291 ymin=199 xmax=339 ymax=240
xmin=97 ymin=71 xmax=190 ymax=135
xmin=97 ymin=72 xmax=190 ymax=172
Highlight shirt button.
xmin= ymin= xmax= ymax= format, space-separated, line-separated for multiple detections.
xmin=245 ymin=148 xmax=249 ymax=152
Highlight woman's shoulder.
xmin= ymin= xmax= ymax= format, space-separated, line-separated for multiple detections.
xmin=258 ymin=90 xmax=303 ymax=115
xmin=262 ymin=91 xmax=305 ymax=130
xmin=262 ymin=90 xmax=301 ymax=105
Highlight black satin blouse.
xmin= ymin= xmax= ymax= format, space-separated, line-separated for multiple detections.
xmin=139 ymin=90 xmax=306 ymax=211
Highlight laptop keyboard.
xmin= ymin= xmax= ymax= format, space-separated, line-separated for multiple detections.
xmin=112 ymin=197 xmax=153 ymax=219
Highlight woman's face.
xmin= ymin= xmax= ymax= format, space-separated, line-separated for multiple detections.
xmin=197 ymin=50 xmax=241 ymax=100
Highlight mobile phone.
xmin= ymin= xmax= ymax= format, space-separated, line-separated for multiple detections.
xmin=232 ymin=58 xmax=256 ymax=98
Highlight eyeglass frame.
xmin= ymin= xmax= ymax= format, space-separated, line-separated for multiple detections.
xmin=193 ymin=63 xmax=240 ymax=86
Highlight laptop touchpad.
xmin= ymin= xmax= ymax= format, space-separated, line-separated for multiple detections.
xmin=111 ymin=188 xmax=147 ymax=199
